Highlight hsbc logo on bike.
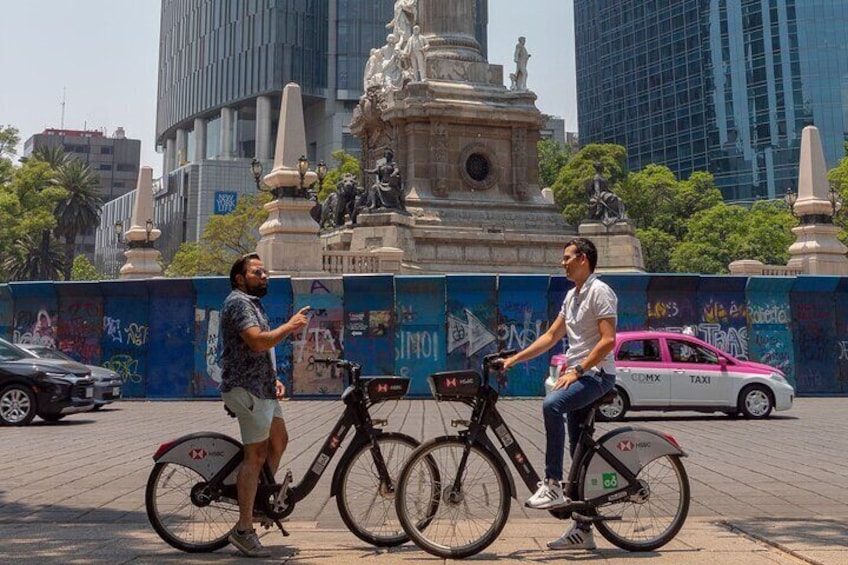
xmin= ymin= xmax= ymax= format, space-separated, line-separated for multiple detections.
xmin=445 ymin=378 xmax=457 ymax=388
xmin=377 ymin=384 xmax=389 ymax=393
xmin=617 ymin=440 xmax=634 ymax=452
xmin=188 ymin=448 xmax=225 ymax=460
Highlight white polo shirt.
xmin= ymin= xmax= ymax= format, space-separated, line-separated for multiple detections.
xmin=558 ymin=274 xmax=617 ymax=375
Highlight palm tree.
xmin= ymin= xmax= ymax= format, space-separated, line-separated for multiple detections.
xmin=1 ymin=234 xmax=64 ymax=281
xmin=52 ymin=159 xmax=104 ymax=280
xmin=29 ymin=145 xmax=68 ymax=169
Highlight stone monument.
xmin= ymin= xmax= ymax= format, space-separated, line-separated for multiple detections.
xmin=255 ymin=82 xmax=323 ymax=276
xmin=786 ymin=125 xmax=848 ymax=274
xmin=336 ymin=0 xmax=578 ymax=274
xmin=119 ymin=166 xmax=163 ymax=279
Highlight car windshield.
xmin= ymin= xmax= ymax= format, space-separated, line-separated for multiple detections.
xmin=29 ymin=347 xmax=75 ymax=362
xmin=0 ymin=339 xmax=37 ymax=362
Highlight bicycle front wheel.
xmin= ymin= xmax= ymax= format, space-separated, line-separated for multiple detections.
xmin=396 ymin=437 xmax=510 ymax=559
xmin=581 ymin=454 xmax=690 ymax=551
xmin=146 ymin=462 xmax=239 ymax=552
xmin=336 ymin=432 xmax=422 ymax=547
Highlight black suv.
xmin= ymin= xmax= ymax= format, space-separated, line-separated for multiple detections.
xmin=0 ymin=338 xmax=95 ymax=426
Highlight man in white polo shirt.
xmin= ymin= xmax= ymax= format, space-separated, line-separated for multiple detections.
xmin=501 ymin=237 xmax=617 ymax=550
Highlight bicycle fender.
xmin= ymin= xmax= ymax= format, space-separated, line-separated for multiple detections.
xmin=153 ymin=432 xmax=242 ymax=482
xmin=583 ymin=427 xmax=685 ymax=500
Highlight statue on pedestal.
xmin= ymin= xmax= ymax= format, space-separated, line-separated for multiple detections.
xmin=387 ymin=0 xmax=417 ymax=48
xmin=511 ymin=36 xmax=531 ymax=91
xmin=586 ymin=162 xmax=626 ymax=225
xmin=312 ymin=173 xmax=364 ymax=230
xmin=404 ymin=25 xmax=429 ymax=82
xmin=359 ymin=149 xmax=408 ymax=215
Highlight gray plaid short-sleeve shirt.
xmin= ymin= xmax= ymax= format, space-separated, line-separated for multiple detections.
xmin=219 ymin=289 xmax=277 ymax=399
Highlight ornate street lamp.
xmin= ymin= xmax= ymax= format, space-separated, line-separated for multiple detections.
xmin=785 ymin=187 xmax=798 ymax=217
xmin=114 ymin=220 xmax=124 ymax=243
xmin=250 ymin=158 xmax=264 ymax=191
xmin=315 ymin=160 xmax=328 ymax=199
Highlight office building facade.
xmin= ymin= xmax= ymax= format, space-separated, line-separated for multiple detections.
xmin=24 ymin=128 xmax=141 ymax=261
xmin=575 ymin=0 xmax=848 ymax=201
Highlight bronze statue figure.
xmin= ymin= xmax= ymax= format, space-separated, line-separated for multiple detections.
xmin=360 ymin=149 xmax=408 ymax=215
xmin=586 ymin=161 xmax=626 ymax=225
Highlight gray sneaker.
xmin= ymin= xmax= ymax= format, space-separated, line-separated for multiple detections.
xmin=228 ymin=527 xmax=271 ymax=558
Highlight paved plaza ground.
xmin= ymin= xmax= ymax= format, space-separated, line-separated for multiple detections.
xmin=1 ymin=397 xmax=847 ymax=563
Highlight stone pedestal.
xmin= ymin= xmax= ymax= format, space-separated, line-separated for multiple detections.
xmin=787 ymin=223 xmax=848 ymax=275
xmin=578 ymin=220 xmax=645 ymax=272
xmin=256 ymin=197 xmax=323 ymax=276
xmin=119 ymin=247 xmax=162 ymax=279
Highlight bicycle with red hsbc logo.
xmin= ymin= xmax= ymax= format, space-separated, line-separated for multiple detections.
xmin=394 ymin=350 xmax=691 ymax=559
xmin=145 ymin=357 xmax=436 ymax=553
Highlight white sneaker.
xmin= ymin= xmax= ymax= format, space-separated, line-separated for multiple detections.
xmin=525 ymin=478 xmax=568 ymax=509
xmin=547 ymin=524 xmax=596 ymax=550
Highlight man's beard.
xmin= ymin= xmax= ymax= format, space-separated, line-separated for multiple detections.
xmin=245 ymin=285 xmax=268 ymax=298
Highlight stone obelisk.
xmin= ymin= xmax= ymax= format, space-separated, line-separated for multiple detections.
xmin=119 ymin=166 xmax=162 ymax=279
xmin=256 ymin=82 xmax=322 ymax=275
xmin=786 ymin=125 xmax=848 ymax=274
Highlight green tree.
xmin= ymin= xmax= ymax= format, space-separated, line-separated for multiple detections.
xmin=70 ymin=255 xmax=102 ymax=281
xmin=550 ymin=143 xmax=628 ymax=225
xmin=0 ymin=125 xmax=19 ymax=186
xmin=165 ymin=192 xmax=271 ymax=277
xmin=53 ymin=159 xmax=104 ymax=281
xmin=826 ymin=143 xmax=848 ymax=248
xmin=617 ymin=164 xmax=678 ymax=230
xmin=537 ymin=138 xmax=571 ymax=188
xmin=669 ymin=201 xmax=794 ymax=274
xmin=637 ymin=227 xmax=678 ymax=273
xmin=318 ymin=150 xmax=361 ymax=202
xmin=0 ymin=158 xmax=67 ymax=281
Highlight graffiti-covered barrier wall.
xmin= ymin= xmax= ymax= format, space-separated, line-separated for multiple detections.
xmin=2 ymin=275 xmax=847 ymax=398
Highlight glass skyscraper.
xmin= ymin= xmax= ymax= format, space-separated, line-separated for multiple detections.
xmin=575 ymin=0 xmax=848 ymax=201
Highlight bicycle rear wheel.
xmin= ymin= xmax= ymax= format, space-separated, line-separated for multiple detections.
xmin=336 ymin=432 xmax=422 ymax=547
xmin=580 ymin=454 xmax=690 ymax=551
xmin=396 ymin=437 xmax=510 ymax=559
xmin=146 ymin=462 xmax=238 ymax=552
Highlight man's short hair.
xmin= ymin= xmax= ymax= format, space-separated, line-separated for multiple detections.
xmin=565 ymin=238 xmax=598 ymax=272
xmin=230 ymin=253 xmax=261 ymax=289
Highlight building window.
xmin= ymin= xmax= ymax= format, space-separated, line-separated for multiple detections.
xmin=100 ymin=146 xmax=113 ymax=155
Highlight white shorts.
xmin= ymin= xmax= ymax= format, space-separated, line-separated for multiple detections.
xmin=221 ymin=387 xmax=284 ymax=445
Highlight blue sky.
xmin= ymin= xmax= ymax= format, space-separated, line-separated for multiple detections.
xmin=0 ymin=1 xmax=575 ymax=177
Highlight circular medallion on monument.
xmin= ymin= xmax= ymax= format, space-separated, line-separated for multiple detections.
xmin=458 ymin=142 xmax=499 ymax=191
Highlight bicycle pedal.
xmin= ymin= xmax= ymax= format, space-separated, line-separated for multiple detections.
xmin=572 ymin=511 xmax=621 ymax=523
xmin=372 ymin=418 xmax=388 ymax=427
xmin=451 ymin=419 xmax=471 ymax=427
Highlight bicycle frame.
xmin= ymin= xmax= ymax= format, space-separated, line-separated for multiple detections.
xmin=451 ymin=362 xmax=651 ymax=516
xmin=153 ymin=362 xmax=397 ymax=518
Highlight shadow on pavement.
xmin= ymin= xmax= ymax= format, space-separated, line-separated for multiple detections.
xmin=725 ymin=517 xmax=848 ymax=550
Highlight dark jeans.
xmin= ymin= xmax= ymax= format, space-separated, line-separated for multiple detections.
xmin=542 ymin=369 xmax=615 ymax=481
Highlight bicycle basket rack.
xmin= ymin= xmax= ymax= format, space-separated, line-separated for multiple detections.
xmin=364 ymin=376 xmax=411 ymax=402
xmin=427 ymin=370 xmax=481 ymax=401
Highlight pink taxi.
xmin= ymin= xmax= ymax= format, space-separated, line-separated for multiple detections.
xmin=599 ymin=331 xmax=794 ymax=421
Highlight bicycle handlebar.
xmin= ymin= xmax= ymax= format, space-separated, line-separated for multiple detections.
xmin=311 ymin=357 xmax=362 ymax=385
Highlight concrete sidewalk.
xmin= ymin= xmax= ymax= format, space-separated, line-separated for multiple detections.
xmin=2 ymin=399 xmax=848 ymax=563
xmin=2 ymin=517 xmax=846 ymax=564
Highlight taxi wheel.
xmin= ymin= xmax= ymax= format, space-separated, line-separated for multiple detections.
xmin=739 ymin=385 xmax=773 ymax=419
xmin=596 ymin=387 xmax=628 ymax=422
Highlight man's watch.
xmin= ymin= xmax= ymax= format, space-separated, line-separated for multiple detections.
xmin=573 ymin=364 xmax=585 ymax=376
